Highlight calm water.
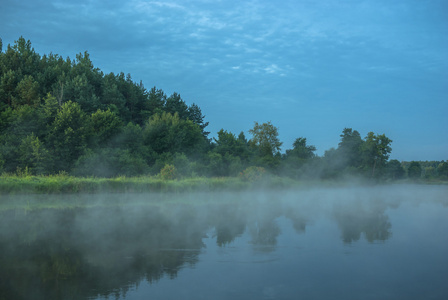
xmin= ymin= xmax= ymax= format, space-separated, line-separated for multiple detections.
xmin=0 ymin=185 xmax=447 ymax=300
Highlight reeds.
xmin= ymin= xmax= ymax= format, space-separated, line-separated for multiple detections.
xmin=0 ymin=174 xmax=274 ymax=195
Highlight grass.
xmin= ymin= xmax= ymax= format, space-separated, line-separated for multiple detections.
xmin=1 ymin=173 xmax=446 ymax=196
xmin=0 ymin=173 xmax=281 ymax=195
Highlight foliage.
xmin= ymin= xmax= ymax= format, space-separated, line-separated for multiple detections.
xmin=361 ymin=132 xmax=392 ymax=177
xmin=437 ymin=162 xmax=448 ymax=179
xmin=239 ymin=166 xmax=266 ymax=182
xmin=2 ymin=36 xmax=444 ymax=184
xmin=338 ymin=128 xmax=363 ymax=168
xmin=385 ymin=159 xmax=405 ymax=180
xmin=159 ymin=164 xmax=177 ymax=180
xmin=17 ymin=133 xmax=50 ymax=175
xmin=407 ymin=161 xmax=422 ymax=179
xmin=249 ymin=121 xmax=282 ymax=158
xmin=73 ymin=148 xmax=149 ymax=177
xmin=46 ymin=101 xmax=91 ymax=172
xmin=143 ymin=112 xmax=206 ymax=156
xmin=90 ymin=108 xmax=123 ymax=147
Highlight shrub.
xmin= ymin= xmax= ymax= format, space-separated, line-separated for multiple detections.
xmin=238 ymin=166 xmax=266 ymax=182
xmin=160 ymin=164 xmax=177 ymax=180
xmin=407 ymin=161 xmax=422 ymax=179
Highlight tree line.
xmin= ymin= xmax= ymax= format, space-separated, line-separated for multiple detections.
xmin=1 ymin=37 xmax=447 ymax=180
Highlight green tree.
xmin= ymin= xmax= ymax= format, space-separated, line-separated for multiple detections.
xmin=143 ymin=112 xmax=205 ymax=157
xmin=283 ymin=137 xmax=317 ymax=178
xmin=90 ymin=109 xmax=123 ymax=148
xmin=248 ymin=121 xmax=282 ymax=169
xmin=338 ymin=128 xmax=363 ymax=169
xmin=41 ymin=93 xmax=59 ymax=123
xmin=172 ymin=153 xmax=192 ymax=177
xmin=385 ymin=159 xmax=405 ymax=180
xmin=188 ymin=103 xmax=209 ymax=137
xmin=63 ymin=74 xmax=100 ymax=113
xmin=248 ymin=121 xmax=282 ymax=158
xmin=13 ymin=75 xmax=40 ymax=107
xmin=102 ymin=73 xmax=126 ymax=116
xmin=147 ymin=86 xmax=166 ymax=116
xmin=47 ymin=101 xmax=91 ymax=172
xmin=213 ymin=129 xmax=248 ymax=160
xmin=361 ymin=132 xmax=392 ymax=177
xmin=164 ymin=92 xmax=189 ymax=120
xmin=437 ymin=161 xmax=448 ymax=178
xmin=286 ymin=137 xmax=316 ymax=160
xmin=0 ymin=69 xmax=21 ymax=106
xmin=407 ymin=161 xmax=422 ymax=179
xmin=17 ymin=133 xmax=50 ymax=174
xmin=5 ymin=105 xmax=44 ymax=139
xmin=73 ymin=148 xmax=149 ymax=177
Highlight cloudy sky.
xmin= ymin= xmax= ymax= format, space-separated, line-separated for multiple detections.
xmin=1 ymin=0 xmax=447 ymax=161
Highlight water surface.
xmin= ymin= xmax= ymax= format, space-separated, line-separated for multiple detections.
xmin=0 ymin=185 xmax=447 ymax=299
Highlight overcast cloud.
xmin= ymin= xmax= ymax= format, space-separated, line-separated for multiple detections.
xmin=1 ymin=0 xmax=447 ymax=160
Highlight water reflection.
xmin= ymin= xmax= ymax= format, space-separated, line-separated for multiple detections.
xmin=0 ymin=205 xmax=207 ymax=300
xmin=0 ymin=185 xmax=446 ymax=300
xmin=333 ymin=200 xmax=392 ymax=243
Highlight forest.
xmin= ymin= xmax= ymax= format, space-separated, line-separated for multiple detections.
xmin=1 ymin=37 xmax=447 ymax=182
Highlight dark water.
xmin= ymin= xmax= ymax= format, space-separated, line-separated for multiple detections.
xmin=1 ymin=185 xmax=447 ymax=300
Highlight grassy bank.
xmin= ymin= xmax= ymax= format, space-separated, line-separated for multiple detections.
xmin=0 ymin=173 xmax=306 ymax=195
xmin=1 ymin=173 xmax=446 ymax=195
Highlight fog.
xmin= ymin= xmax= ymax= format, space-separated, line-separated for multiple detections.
xmin=1 ymin=184 xmax=447 ymax=299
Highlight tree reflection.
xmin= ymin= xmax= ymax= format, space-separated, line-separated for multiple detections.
xmin=248 ymin=219 xmax=281 ymax=251
xmin=209 ymin=204 xmax=246 ymax=247
xmin=333 ymin=201 xmax=391 ymax=244
xmin=0 ymin=205 xmax=208 ymax=300
xmin=0 ymin=190 xmax=401 ymax=300
xmin=247 ymin=199 xmax=283 ymax=252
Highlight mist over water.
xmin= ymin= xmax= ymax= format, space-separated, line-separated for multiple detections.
xmin=1 ymin=185 xmax=447 ymax=300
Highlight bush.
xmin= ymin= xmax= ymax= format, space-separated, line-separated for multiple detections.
xmin=407 ymin=161 xmax=422 ymax=179
xmin=173 ymin=153 xmax=192 ymax=177
xmin=159 ymin=164 xmax=177 ymax=180
xmin=73 ymin=148 xmax=149 ymax=177
xmin=238 ymin=166 xmax=266 ymax=182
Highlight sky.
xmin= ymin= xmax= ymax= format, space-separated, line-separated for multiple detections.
xmin=1 ymin=0 xmax=447 ymax=161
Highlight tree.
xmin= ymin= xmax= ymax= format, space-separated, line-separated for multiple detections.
xmin=248 ymin=121 xmax=282 ymax=158
xmin=102 ymin=73 xmax=126 ymax=116
xmin=361 ymin=132 xmax=392 ymax=177
xmin=17 ymin=133 xmax=50 ymax=175
xmin=213 ymin=129 xmax=248 ymax=159
xmin=337 ymin=128 xmax=363 ymax=168
xmin=407 ymin=161 xmax=422 ymax=179
xmin=437 ymin=161 xmax=448 ymax=178
xmin=0 ymin=69 xmax=21 ymax=106
xmin=385 ymin=159 xmax=405 ymax=180
xmin=41 ymin=93 xmax=59 ymax=124
xmin=188 ymin=103 xmax=209 ymax=137
xmin=73 ymin=148 xmax=149 ymax=177
xmin=90 ymin=108 xmax=123 ymax=148
xmin=165 ymin=92 xmax=189 ymax=120
xmin=286 ymin=137 xmax=316 ymax=160
xmin=147 ymin=86 xmax=166 ymax=116
xmin=143 ymin=112 xmax=205 ymax=157
xmin=283 ymin=137 xmax=317 ymax=178
xmin=13 ymin=75 xmax=40 ymax=107
xmin=47 ymin=101 xmax=91 ymax=172
xmin=63 ymin=74 xmax=100 ymax=113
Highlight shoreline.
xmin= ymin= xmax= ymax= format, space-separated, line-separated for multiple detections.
xmin=0 ymin=174 xmax=446 ymax=195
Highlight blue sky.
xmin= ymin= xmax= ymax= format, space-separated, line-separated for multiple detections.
xmin=1 ymin=0 xmax=447 ymax=161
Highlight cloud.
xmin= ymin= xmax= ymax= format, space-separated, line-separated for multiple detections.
xmin=1 ymin=0 xmax=447 ymax=160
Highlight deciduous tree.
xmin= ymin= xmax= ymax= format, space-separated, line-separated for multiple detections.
xmin=249 ymin=121 xmax=282 ymax=158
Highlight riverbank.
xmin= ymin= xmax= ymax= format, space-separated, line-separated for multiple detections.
xmin=0 ymin=174 xmax=305 ymax=195
xmin=0 ymin=173 xmax=445 ymax=195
